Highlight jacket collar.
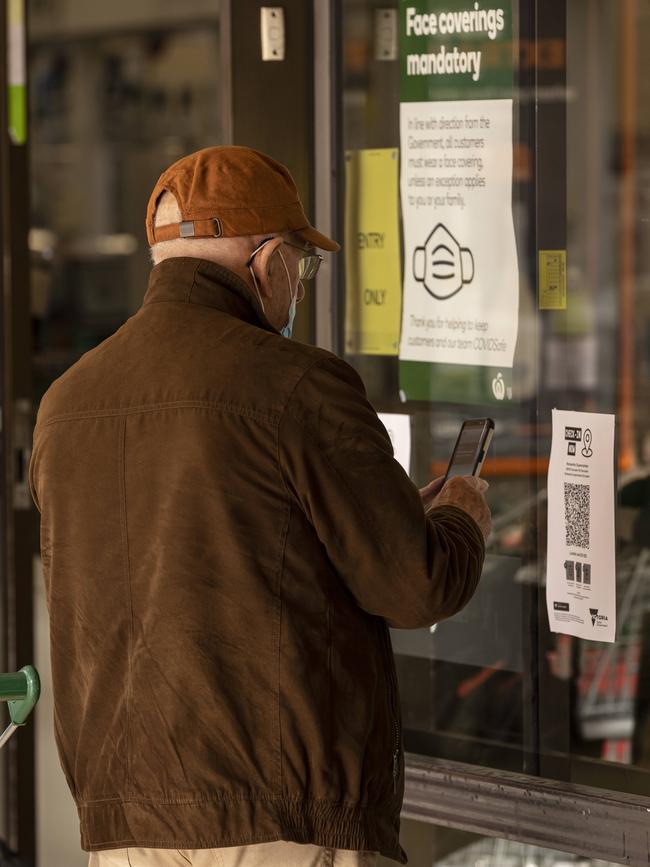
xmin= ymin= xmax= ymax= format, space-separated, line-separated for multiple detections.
xmin=142 ymin=256 xmax=280 ymax=335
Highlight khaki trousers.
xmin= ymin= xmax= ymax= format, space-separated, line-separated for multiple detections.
xmin=88 ymin=841 xmax=380 ymax=866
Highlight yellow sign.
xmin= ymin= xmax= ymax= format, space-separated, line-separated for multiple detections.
xmin=344 ymin=149 xmax=402 ymax=355
xmin=539 ymin=250 xmax=567 ymax=310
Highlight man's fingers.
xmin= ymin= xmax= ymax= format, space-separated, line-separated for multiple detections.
xmin=442 ymin=475 xmax=489 ymax=495
xmin=426 ymin=476 xmax=446 ymax=493
xmin=430 ymin=474 xmax=491 ymax=541
xmin=464 ymin=476 xmax=489 ymax=493
xmin=419 ymin=476 xmax=445 ymax=498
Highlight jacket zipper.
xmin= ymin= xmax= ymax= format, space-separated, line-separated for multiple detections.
xmin=381 ymin=624 xmax=401 ymax=795
xmin=391 ymin=714 xmax=400 ymax=794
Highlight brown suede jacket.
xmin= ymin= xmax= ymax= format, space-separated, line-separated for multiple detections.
xmin=28 ymin=257 xmax=485 ymax=863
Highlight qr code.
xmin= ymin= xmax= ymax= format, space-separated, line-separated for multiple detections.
xmin=564 ymin=483 xmax=590 ymax=549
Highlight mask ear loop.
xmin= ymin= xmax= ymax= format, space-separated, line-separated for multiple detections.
xmin=279 ymin=250 xmax=305 ymax=308
xmin=246 ymin=237 xmax=275 ymax=315
xmin=277 ymin=249 xmax=296 ymax=307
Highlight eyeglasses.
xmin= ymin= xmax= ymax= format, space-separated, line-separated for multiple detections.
xmin=247 ymin=236 xmax=323 ymax=281
xmin=282 ymin=240 xmax=324 ymax=281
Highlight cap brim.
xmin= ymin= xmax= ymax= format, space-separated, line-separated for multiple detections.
xmin=297 ymin=225 xmax=340 ymax=252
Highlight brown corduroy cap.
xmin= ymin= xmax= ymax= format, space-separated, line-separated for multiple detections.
xmin=146 ymin=145 xmax=340 ymax=252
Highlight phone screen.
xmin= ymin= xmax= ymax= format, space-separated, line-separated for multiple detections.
xmin=445 ymin=419 xmax=494 ymax=480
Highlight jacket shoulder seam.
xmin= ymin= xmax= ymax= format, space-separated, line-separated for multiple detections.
xmin=37 ymin=400 xmax=280 ymax=428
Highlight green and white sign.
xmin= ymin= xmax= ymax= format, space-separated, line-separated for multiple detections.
xmin=7 ymin=0 xmax=27 ymax=145
xmin=398 ymin=1 xmax=518 ymax=404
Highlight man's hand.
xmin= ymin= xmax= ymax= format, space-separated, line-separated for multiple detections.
xmin=427 ymin=475 xmax=492 ymax=542
xmin=419 ymin=476 xmax=446 ymax=512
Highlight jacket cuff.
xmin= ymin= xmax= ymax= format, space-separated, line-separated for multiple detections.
xmin=428 ymin=503 xmax=486 ymax=555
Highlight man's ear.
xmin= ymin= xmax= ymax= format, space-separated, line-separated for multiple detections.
xmin=249 ymin=236 xmax=284 ymax=300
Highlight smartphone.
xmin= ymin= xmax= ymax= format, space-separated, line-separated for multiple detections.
xmin=444 ymin=418 xmax=495 ymax=481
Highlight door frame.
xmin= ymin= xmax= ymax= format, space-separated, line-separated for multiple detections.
xmin=1 ymin=0 xmax=37 ymax=857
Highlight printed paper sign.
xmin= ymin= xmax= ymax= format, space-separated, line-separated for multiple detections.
xmin=398 ymin=0 xmax=519 ymax=403
xmin=344 ymin=149 xmax=402 ymax=356
xmin=378 ymin=413 xmax=411 ymax=474
xmin=546 ymin=410 xmax=616 ymax=643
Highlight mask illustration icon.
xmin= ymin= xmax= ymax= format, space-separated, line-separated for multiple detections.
xmin=413 ymin=223 xmax=474 ymax=300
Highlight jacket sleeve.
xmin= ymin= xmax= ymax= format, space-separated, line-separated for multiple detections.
xmin=277 ymin=355 xmax=486 ymax=629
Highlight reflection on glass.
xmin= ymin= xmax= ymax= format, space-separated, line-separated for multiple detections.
xmin=29 ymin=22 xmax=223 ymax=405
xmin=433 ymin=837 xmax=618 ymax=867
xmin=397 ymin=819 xmax=620 ymax=866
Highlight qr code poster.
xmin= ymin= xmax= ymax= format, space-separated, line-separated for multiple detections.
xmin=546 ymin=409 xmax=616 ymax=643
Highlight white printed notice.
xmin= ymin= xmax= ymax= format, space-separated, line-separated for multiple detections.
xmin=546 ymin=410 xmax=616 ymax=643
xmin=399 ymin=100 xmax=518 ymax=367
xmin=378 ymin=413 xmax=411 ymax=474
xmin=398 ymin=1 xmax=519 ymax=403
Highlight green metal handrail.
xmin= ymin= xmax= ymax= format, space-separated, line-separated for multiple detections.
xmin=0 ymin=666 xmax=40 ymax=749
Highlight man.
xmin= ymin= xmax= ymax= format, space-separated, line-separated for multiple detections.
xmin=29 ymin=146 xmax=490 ymax=867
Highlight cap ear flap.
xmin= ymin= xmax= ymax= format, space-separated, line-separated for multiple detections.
xmin=146 ymin=187 xmax=162 ymax=242
xmin=148 ymin=188 xmax=185 ymax=243
xmin=147 ymin=188 xmax=165 ymax=243
xmin=151 ymin=189 xmax=165 ymax=222
xmin=153 ymin=190 xmax=182 ymax=228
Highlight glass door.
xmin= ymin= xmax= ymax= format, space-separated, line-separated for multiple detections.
xmin=335 ymin=0 xmax=650 ymax=857
xmin=339 ymin=0 xmax=538 ymax=777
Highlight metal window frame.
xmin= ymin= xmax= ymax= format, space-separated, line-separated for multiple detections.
xmin=313 ymin=0 xmax=342 ymax=353
xmin=1 ymin=0 xmax=36 ymax=856
xmin=0 ymin=0 xmax=8 ymax=842
xmin=403 ymin=754 xmax=650 ymax=866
